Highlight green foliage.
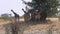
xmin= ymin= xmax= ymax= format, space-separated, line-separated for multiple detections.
xmin=47 ymin=0 xmax=59 ymax=17
xmin=22 ymin=0 xmax=60 ymax=21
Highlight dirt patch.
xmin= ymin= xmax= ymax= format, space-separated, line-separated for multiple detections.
xmin=46 ymin=18 xmax=59 ymax=22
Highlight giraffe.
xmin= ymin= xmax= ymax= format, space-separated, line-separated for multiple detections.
xmin=11 ymin=9 xmax=19 ymax=19
xmin=35 ymin=11 xmax=41 ymax=21
xmin=22 ymin=8 xmax=30 ymax=22
xmin=11 ymin=9 xmax=19 ymax=34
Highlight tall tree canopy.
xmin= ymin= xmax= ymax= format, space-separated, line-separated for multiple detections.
xmin=22 ymin=0 xmax=60 ymax=21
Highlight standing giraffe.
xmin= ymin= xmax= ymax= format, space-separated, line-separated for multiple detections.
xmin=34 ymin=11 xmax=41 ymax=21
xmin=22 ymin=8 xmax=30 ymax=22
xmin=11 ymin=9 xmax=19 ymax=34
xmin=11 ymin=9 xmax=19 ymax=19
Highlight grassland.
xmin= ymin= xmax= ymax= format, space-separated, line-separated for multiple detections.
xmin=0 ymin=17 xmax=60 ymax=34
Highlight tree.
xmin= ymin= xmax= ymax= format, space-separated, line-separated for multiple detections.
xmin=1 ymin=13 xmax=10 ymax=17
xmin=47 ymin=0 xmax=59 ymax=17
xmin=1 ymin=13 xmax=10 ymax=20
xmin=22 ymin=0 xmax=59 ymax=21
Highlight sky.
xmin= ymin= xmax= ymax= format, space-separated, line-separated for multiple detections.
xmin=0 ymin=0 xmax=60 ymax=17
xmin=0 ymin=0 xmax=31 ymax=16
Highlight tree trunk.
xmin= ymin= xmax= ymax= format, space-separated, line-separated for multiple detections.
xmin=40 ymin=12 xmax=47 ymax=21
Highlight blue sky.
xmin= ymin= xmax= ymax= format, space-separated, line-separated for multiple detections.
xmin=0 ymin=0 xmax=60 ymax=16
xmin=0 ymin=0 xmax=31 ymax=16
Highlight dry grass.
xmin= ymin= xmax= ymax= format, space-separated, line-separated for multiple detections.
xmin=23 ymin=18 xmax=60 ymax=33
xmin=0 ymin=18 xmax=60 ymax=34
xmin=0 ymin=19 xmax=11 ymax=25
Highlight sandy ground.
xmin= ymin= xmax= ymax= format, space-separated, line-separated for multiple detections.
xmin=0 ymin=18 xmax=59 ymax=25
xmin=0 ymin=18 xmax=60 ymax=34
